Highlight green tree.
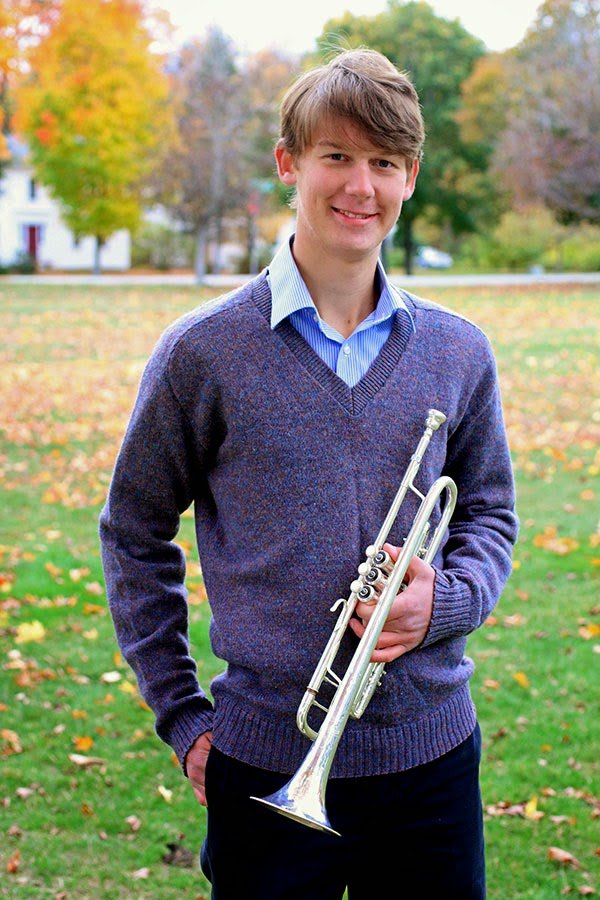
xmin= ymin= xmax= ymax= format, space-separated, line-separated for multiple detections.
xmin=16 ymin=0 xmax=170 ymax=273
xmin=495 ymin=0 xmax=600 ymax=224
xmin=316 ymin=1 xmax=489 ymax=271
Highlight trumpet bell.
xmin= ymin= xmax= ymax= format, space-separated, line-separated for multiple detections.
xmin=251 ymin=782 xmax=341 ymax=837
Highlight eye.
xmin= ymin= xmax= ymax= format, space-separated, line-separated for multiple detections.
xmin=329 ymin=153 xmax=346 ymax=161
xmin=375 ymin=158 xmax=395 ymax=169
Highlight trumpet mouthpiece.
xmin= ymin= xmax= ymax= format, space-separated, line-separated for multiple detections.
xmin=426 ymin=409 xmax=447 ymax=431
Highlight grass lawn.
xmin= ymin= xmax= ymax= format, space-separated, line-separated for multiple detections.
xmin=0 ymin=281 xmax=598 ymax=898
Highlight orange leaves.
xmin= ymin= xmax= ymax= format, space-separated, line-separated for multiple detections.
xmin=533 ymin=527 xmax=580 ymax=556
xmin=1 ymin=728 xmax=23 ymax=756
xmin=513 ymin=671 xmax=531 ymax=689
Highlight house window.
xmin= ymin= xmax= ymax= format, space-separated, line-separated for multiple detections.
xmin=29 ymin=179 xmax=37 ymax=201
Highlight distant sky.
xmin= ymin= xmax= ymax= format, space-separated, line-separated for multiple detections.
xmin=149 ymin=0 xmax=543 ymax=55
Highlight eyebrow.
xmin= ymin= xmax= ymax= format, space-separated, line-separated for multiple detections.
xmin=315 ymin=139 xmax=401 ymax=157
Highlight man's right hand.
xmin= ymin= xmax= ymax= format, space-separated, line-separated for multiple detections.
xmin=185 ymin=731 xmax=213 ymax=806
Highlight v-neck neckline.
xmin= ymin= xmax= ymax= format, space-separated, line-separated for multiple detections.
xmin=251 ymin=274 xmax=414 ymax=416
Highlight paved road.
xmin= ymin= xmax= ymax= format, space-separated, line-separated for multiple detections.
xmin=3 ymin=271 xmax=599 ymax=288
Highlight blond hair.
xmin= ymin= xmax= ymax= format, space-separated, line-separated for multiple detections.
xmin=279 ymin=49 xmax=425 ymax=165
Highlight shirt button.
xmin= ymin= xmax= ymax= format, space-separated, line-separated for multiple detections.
xmin=342 ymin=345 xmax=351 ymax=356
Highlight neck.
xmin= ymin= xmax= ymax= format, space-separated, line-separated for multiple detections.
xmin=291 ymin=239 xmax=380 ymax=339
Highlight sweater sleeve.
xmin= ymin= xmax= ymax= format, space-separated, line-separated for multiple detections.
xmin=422 ymin=342 xmax=519 ymax=647
xmin=99 ymin=324 xmax=217 ymax=769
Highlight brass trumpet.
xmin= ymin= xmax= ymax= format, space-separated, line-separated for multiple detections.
xmin=251 ymin=409 xmax=458 ymax=836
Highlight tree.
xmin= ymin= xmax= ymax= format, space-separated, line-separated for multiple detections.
xmin=154 ymin=34 xmax=298 ymax=280
xmin=153 ymin=28 xmax=246 ymax=280
xmin=316 ymin=1 xmax=488 ymax=271
xmin=495 ymin=0 xmax=600 ymax=224
xmin=0 ymin=0 xmax=60 ymax=172
xmin=16 ymin=0 xmax=170 ymax=272
xmin=240 ymin=48 xmax=300 ymax=271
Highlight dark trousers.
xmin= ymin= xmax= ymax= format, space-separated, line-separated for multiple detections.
xmin=200 ymin=724 xmax=485 ymax=899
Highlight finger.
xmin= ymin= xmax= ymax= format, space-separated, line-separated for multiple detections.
xmin=370 ymin=643 xmax=412 ymax=663
xmin=192 ymin=785 xmax=207 ymax=806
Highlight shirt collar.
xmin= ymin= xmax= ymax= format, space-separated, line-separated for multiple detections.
xmin=267 ymin=236 xmax=415 ymax=333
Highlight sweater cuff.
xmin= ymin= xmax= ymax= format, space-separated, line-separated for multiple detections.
xmin=163 ymin=703 xmax=215 ymax=773
xmin=422 ymin=568 xmax=472 ymax=647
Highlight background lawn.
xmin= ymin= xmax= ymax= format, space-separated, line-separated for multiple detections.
xmin=1 ymin=282 xmax=598 ymax=898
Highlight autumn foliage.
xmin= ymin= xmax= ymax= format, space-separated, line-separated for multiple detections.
xmin=15 ymin=0 xmax=171 ymax=255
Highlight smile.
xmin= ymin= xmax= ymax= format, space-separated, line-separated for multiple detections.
xmin=332 ymin=207 xmax=376 ymax=220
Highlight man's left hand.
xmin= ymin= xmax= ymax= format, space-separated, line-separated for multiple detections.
xmin=349 ymin=545 xmax=434 ymax=662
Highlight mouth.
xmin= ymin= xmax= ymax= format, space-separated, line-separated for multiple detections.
xmin=332 ymin=207 xmax=377 ymax=220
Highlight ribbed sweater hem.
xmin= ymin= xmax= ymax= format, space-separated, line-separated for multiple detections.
xmin=211 ymin=685 xmax=476 ymax=778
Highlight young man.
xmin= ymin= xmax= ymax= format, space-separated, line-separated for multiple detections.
xmin=100 ymin=50 xmax=518 ymax=898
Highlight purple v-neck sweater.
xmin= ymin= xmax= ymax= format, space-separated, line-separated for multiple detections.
xmin=99 ymin=273 xmax=518 ymax=777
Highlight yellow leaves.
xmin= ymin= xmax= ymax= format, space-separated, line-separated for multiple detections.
xmin=15 ymin=620 xmax=46 ymax=644
xmin=157 ymin=784 xmax=173 ymax=804
xmin=524 ymin=795 xmax=544 ymax=821
xmin=578 ymin=623 xmax=600 ymax=640
xmin=82 ymin=602 xmax=105 ymax=616
xmin=73 ymin=735 xmax=94 ymax=752
xmin=533 ymin=527 xmax=580 ymax=556
xmin=513 ymin=671 xmax=531 ymax=689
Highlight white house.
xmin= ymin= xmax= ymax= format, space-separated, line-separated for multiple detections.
xmin=0 ymin=137 xmax=130 ymax=272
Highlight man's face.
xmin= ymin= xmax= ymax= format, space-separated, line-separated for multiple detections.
xmin=275 ymin=117 xmax=419 ymax=266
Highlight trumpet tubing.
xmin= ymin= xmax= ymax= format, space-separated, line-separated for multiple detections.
xmin=251 ymin=409 xmax=458 ymax=835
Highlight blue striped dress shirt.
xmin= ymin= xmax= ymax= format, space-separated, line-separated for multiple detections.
xmin=267 ymin=237 xmax=415 ymax=387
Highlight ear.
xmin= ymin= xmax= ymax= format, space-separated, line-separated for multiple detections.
xmin=275 ymin=140 xmax=297 ymax=186
xmin=403 ymin=158 xmax=419 ymax=200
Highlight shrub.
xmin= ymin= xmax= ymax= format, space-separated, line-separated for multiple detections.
xmin=131 ymin=222 xmax=193 ymax=271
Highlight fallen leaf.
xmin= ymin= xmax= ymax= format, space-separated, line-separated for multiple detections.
xmin=157 ymin=785 xmax=173 ymax=803
xmin=1 ymin=729 xmax=23 ymax=755
xmin=73 ymin=735 xmax=94 ymax=751
xmin=100 ymin=671 xmax=121 ymax=684
xmin=69 ymin=753 xmax=106 ymax=768
xmin=132 ymin=867 xmax=150 ymax=880
xmin=548 ymin=846 xmax=581 ymax=867
xmin=579 ymin=623 xmax=600 ymax=640
xmin=524 ymin=796 xmax=544 ymax=820
xmin=15 ymin=620 xmax=46 ymax=644
xmin=162 ymin=841 xmax=196 ymax=868
xmin=125 ymin=815 xmax=141 ymax=832
xmin=6 ymin=849 xmax=20 ymax=873
xmin=513 ymin=671 xmax=531 ymax=689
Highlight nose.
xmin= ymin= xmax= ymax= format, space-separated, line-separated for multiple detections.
xmin=345 ymin=161 xmax=375 ymax=199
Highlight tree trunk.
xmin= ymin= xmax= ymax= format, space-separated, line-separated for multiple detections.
xmin=93 ymin=237 xmax=102 ymax=275
xmin=194 ymin=224 xmax=208 ymax=283
xmin=403 ymin=219 xmax=414 ymax=275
